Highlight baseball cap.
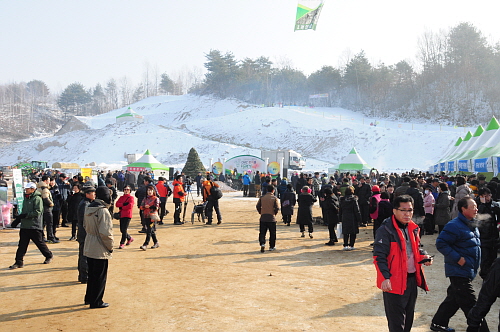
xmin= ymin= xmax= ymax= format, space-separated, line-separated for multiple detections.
xmin=24 ymin=182 xmax=37 ymax=189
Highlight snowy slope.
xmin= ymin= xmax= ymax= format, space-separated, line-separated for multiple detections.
xmin=0 ymin=95 xmax=473 ymax=172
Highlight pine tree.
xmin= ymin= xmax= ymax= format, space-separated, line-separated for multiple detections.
xmin=181 ymin=148 xmax=206 ymax=178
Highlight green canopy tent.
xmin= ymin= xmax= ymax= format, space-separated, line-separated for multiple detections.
xmin=125 ymin=150 xmax=169 ymax=176
xmin=334 ymin=147 xmax=372 ymax=172
xmin=116 ymin=107 xmax=144 ymax=123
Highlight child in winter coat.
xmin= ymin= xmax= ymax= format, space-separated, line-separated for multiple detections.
xmin=139 ymin=185 xmax=160 ymax=250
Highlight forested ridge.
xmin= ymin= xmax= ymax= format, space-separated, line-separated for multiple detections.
xmin=1 ymin=22 xmax=498 ymax=144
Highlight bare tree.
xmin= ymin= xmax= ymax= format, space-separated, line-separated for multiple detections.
xmin=119 ymin=76 xmax=133 ymax=107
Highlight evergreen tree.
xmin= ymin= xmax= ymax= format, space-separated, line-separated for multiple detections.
xmin=160 ymin=73 xmax=175 ymax=94
xmin=181 ymin=147 xmax=206 ymax=178
xmin=57 ymin=82 xmax=91 ymax=118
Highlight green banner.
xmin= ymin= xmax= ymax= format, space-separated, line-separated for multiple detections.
xmin=294 ymin=0 xmax=324 ymax=31
xmin=12 ymin=169 xmax=24 ymax=212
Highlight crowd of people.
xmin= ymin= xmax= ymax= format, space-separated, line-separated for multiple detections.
xmin=5 ymin=167 xmax=500 ymax=331
xmin=253 ymin=169 xmax=500 ymax=332
xmin=5 ymin=168 xmax=225 ymax=309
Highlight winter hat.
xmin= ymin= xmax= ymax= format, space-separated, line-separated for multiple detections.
xmin=324 ymin=188 xmax=333 ymax=196
xmin=371 ymin=185 xmax=380 ymax=193
xmin=96 ymin=186 xmax=111 ymax=204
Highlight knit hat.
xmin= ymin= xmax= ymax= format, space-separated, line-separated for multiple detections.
xmin=96 ymin=186 xmax=111 ymax=204
xmin=371 ymin=185 xmax=380 ymax=193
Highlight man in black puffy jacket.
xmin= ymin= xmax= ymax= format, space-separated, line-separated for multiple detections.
xmin=467 ymin=257 xmax=500 ymax=332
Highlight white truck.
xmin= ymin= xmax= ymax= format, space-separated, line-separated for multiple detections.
xmin=261 ymin=150 xmax=306 ymax=171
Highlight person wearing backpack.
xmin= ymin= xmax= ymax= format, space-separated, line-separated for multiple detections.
xmin=203 ymin=175 xmax=222 ymax=225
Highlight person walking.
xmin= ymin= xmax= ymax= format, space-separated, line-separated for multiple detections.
xmin=322 ymin=188 xmax=340 ymax=246
xmin=115 ymin=186 xmax=135 ymax=249
xmin=423 ymin=185 xmax=436 ymax=235
xmin=172 ymin=175 xmax=186 ymax=225
xmin=256 ymin=185 xmax=280 ymax=252
xmin=373 ymin=194 xmax=432 ymax=332
xmin=475 ymin=187 xmax=500 ymax=279
xmin=369 ymin=185 xmax=382 ymax=240
xmin=296 ymin=185 xmax=316 ymax=238
xmin=339 ymin=186 xmax=362 ymax=250
xmin=254 ymin=171 xmax=262 ymax=198
xmin=203 ymin=175 xmax=223 ymax=225
xmin=83 ymin=186 xmax=114 ymax=309
xmin=280 ymin=184 xmax=296 ymax=226
xmin=242 ymin=172 xmax=251 ymax=197
xmin=77 ymin=184 xmax=96 ymax=284
xmin=155 ymin=177 xmax=171 ymax=225
xmin=434 ymin=183 xmax=452 ymax=233
xmin=37 ymin=175 xmax=59 ymax=243
xmin=467 ymin=257 xmax=500 ymax=331
xmin=450 ymin=176 xmax=472 ymax=219
xmin=66 ymin=183 xmax=84 ymax=241
xmin=355 ymin=176 xmax=372 ymax=226
xmin=8 ymin=182 xmax=53 ymax=269
xmin=430 ymin=197 xmax=488 ymax=332
xmin=139 ymin=185 xmax=160 ymax=250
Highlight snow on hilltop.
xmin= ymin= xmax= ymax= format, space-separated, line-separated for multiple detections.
xmin=0 ymin=94 xmax=471 ymax=172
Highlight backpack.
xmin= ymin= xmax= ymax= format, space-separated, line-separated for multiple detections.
xmin=209 ymin=181 xmax=223 ymax=199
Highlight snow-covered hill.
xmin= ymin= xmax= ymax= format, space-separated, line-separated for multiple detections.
xmin=0 ymin=95 xmax=473 ymax=172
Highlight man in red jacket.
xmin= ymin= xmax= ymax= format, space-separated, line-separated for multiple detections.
xmin=155 ymin=177 xmax=171 ymax=224
xmin=373 ymin=195 xmax=433 ymax=332
xmin=172 ymin=175 xmax=185 ymax=225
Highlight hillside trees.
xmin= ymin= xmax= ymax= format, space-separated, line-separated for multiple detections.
xmin=203 ymin=50 xmax=240 ymax=98
xmin=307 ymin=66 xmax=341 ymax=106
xmin=192 ymin=22 xmax=500 ymax=126
xmin=57 ymin=82 xmax=92 ymax=119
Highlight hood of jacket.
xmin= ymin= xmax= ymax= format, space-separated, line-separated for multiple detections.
xmin=85 ymin=198 xmax=109 ymax=215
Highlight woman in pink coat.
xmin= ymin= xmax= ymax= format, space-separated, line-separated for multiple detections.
xmin=115 ymin=185 xmax=135 ymax=249
xmin=423 ymin=186 xmax=435 ymax=235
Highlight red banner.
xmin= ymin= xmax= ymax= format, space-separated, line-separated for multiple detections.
xmin=127 ymin=167 xmax=146 ymax=172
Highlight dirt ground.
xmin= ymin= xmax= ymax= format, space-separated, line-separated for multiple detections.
xmin=1 ymin=191 xmax=499 ymax=332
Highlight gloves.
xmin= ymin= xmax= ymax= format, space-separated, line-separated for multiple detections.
xmin=122 ymin=202 xmax=129 ymax=206
xmin=11 ymin=216 xmax=21 ymax=228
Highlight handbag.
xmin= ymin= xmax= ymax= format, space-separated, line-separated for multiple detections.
xmin=336 ymin=223 xmax=343 ymax=238
xmin=149 ymin=212 xmax=160 ymax=222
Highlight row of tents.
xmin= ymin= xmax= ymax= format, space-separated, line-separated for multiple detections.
xmin=124 ymin=148 xmax=373 ymax=177
xmin=433 ymin=116 xmax=500 ymax=176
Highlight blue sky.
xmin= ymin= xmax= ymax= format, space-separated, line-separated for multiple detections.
xmin=1 ymin=0 xmax=498 ymax=92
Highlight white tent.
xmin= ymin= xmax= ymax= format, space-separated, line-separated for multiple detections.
xmin=125 ymin=149 xmax=169 ymax=171
xmin=335 ymin=147 xmax=371 ymax=172
xmin=116 ymin=107 xmax=144 ymax=123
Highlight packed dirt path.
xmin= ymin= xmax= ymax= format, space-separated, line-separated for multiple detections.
xmin=1 ymin=192 xmax=499 ymax=331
